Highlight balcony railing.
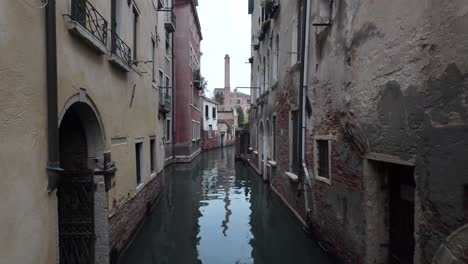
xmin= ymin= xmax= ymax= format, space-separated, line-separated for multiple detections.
xmin=71 ymin=0 xmax=108 ymax=46
xmin=111 ymin=32 xmax=132 ymax=65
xmin=164 ymin=10 xmax=176 ymax=33
xmin=159 ymin=87 xmax=172 ymax=113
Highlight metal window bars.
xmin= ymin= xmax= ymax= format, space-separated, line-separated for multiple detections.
xmin=111 ymin=31 xmax=132 ymax=65
xmin=71 ymin=0 xmax=108 ymax=46
xmin=164 ymin=9 xmax=176 ymax=33
xmin=159 ymin=87 xmax=172 ymax=113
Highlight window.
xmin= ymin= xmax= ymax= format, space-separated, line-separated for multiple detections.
xmin=208 ymin=125 xmax=213 ymax=138
xmin=166 ymin=118 xmax=172 ymax=143
xmin=266 ymin=51 xmax=270 ymax=90
xmin=165 ymin=31 xmax=170 ymax=54
xmin=192 ymin=121 xmax=200 ymax=140
xmin=237 ymin=99 xmax=241 ymax=104
xmin=212 ymin=107 xmax=216 ymax=119
xmin=272 ymin=115 xmax=277 ymax=160
xmin=165 ymin=75 xmax=171 ymax=98
xmin=289 ymin=111 xmax=299 ymax=173
xmin=262 ymin=57 xmax=266 ymax=93
xmin=135 ymin=141 xmax=143 ymax=185
xmin=150 ymin=138 xmax=156 ymax=173
xmin=151 ymin=39 xmax=156 ymax=82
xmin=159 ymin=70 xmax=164 ymax=88
xmin=165 ymin=76 xmax=170 ymax=88
xmin=192 ymin=121 xmax=196 ymax=140
xmin=314 ymin=136 xmax=333 ymax=183
xmin=192 ymin=85 xmax=199 ymax=108
xmin=205 ymin=105 xmax=209 ymax=119
xmin=132 ymin=8 xmax=139 ymax=60
xmin=291 ymin=19 xmax=298 ymax=66
xmin=273 ymin=35 xmax=279 ymax=83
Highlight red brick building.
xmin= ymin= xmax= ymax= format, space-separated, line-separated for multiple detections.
xmin=173 ymin=0 xmax=203 ymax=162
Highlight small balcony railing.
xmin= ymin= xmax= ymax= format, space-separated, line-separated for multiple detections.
xmin=164 ymin=10 xmax=176 ymax=33
xmin=71 ymin=0 xmax=108 ymax=46
xmin=159 ymin=87 xmax=172 ymax=113
xmin=111 ymin=32 xmax=132 ymax=65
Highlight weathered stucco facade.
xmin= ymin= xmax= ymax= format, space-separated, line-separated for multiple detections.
xmin=248 ymin=0 xmax=468 ymax=263
xmin=0 ymin=0 xmax=173 ymax=262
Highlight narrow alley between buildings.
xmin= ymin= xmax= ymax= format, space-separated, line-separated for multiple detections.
xmin=119 ymin=146 xmax=333 ymax=264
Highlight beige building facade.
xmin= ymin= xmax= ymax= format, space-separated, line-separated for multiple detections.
xmin=0 ymin=0 xmax=174 ymax=263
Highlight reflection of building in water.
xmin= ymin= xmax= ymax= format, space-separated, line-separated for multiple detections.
xmin=221 ymin=189 xmax=232 ymax=236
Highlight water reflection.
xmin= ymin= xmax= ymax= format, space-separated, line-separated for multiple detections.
xmin=120 ymin=147 xmax=332 ymax=264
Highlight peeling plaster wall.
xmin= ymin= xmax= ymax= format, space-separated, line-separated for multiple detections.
xmin=306 ymin=0 xmax=468 ymax=263
xmin=249 ymin=0 xmax=306 ymax=219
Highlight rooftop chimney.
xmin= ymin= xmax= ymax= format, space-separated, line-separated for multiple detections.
xmin=224 ymin=54 xmax=231 ymax=108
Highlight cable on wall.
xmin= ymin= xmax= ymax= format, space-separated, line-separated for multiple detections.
xmin=19 ymin=0 xmax=48 ymax=8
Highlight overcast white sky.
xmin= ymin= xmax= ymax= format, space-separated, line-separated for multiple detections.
xmin=197 ymin=1 xmax=252 ymax=97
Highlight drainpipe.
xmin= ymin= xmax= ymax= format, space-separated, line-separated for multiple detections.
xmin=46 ymin=0 xmax=62 ymax=192
xmin=299 ymin=0 xmax=312 ymax=226
xmin=171 ymin=0 xmax=175 ymax=160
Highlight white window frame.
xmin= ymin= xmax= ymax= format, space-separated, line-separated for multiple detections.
xmin=313 ymin=135 xmax=334 ymax=185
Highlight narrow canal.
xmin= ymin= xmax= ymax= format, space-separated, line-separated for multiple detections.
xmin=120 ymin=147 xmax=333 ymax=264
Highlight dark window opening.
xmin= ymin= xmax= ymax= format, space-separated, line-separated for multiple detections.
xmin=166 ymin=119 xmax=171 ymax=142
xmin=132 ymin=8 xmax=139 ymax=60
xmin=150 ymin=139 xmax=155 ymax=173
xmin=272 ymin=116 xmax=276 ymax=160
xmin=151 ymin=39 xmax=156 ymax=82
xmin=205 ymin=105 xmax=209 ymax=119
xmin=212 ymin=107 xmax=216 ymax=119
xmin=317 ymin=140 xmax=329 ymax=178
xmin=165 ymin=31 xmax=170 ymax=53
xmin=135 ymin=142 xmax=143 ymax=185
xmin=291 ymin=110 xmax=299 ymax=173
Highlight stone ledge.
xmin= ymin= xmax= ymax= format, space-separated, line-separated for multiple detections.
xmin=285 ymin=171 xmax=298 ymax=183
xmin=267 ymin=160 xmax=277 ymax=167
xmin=108 ymin=54 xmax=131 ymax=72
xmin=67 ymin=20 xmax=107 ymax=55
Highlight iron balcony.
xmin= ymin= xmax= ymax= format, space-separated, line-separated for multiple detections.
xmin=164 ymin=10 xmax=176 ymax=33
xmin=111 ymin=31 xmax=132 ymax=66
xmin=159 ymin=87 xmax=172 ymax=113
xmin=70 ymin=0 xmax=108 ymax=46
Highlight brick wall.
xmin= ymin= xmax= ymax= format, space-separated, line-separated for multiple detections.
xmin=201 ymin=131 xmax=221 ymax=150
xmin=109 ymin=172 xmax=164 ymax=261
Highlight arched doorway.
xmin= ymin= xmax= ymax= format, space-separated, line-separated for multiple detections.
xmin=58 ymin=99 xmax=106 ymax=264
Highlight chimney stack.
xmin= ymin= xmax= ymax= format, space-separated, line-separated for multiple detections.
xmin=224 ymin=54 xmax=231 ymax=108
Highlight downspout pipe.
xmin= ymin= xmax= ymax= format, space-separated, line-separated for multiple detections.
xmin=46 ymin=0 xmax=62 ymax=192
xmin=299 ymin=0 xmax=312 ymax=227
xmin=171 ymin=0 xmax=176 ymax=160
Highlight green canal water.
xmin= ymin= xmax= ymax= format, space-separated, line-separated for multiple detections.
xmin=119 ymin=147 xmax=333 ymax=264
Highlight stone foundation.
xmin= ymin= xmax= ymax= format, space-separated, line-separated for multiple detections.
xmin=108 ymin=172 xmax=164 ymax=262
